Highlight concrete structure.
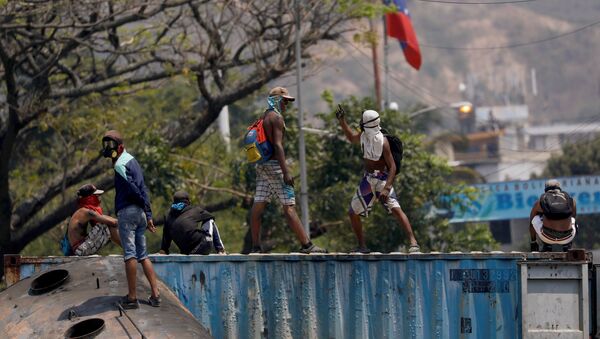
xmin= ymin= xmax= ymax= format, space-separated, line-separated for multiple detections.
xmin=525 ymin=123 xmax=600 ymax=151
xmin=444 ymin=105 xmax=600 ymax=182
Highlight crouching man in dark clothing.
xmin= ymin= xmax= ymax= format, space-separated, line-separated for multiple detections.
xmin=529 ymin=179 xmax=578 ymax=252
xmin=160 ymin=191 xmax=226 ymax=255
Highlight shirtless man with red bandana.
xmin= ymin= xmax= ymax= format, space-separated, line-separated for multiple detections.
xmin=64 ymin=183 xmax=121 ymax=256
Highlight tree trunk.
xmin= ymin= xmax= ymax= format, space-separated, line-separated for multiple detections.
xmin=0 ymin=50 xmax=20 ymax=283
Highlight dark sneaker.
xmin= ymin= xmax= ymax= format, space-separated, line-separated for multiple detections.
xmin=119 ymin=295 xmax=139 ymax=310
xmin=299 ymin=244 xmax=328 ymax=254
xmin=148 ymin=295 xmax=161 ymax=307
xmin=249 ymin=246 xmax=263 ymax=254
xmin=351 ymin=247 xmax=371 ymax=254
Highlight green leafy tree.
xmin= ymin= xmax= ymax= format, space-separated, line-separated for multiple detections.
xmin=0 ymin=0 xmax=365 ymax=279
xmin=4 ymin=0 xmax=498 ymax=265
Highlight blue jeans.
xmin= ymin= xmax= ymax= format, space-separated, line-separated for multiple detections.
xmin=118 ymin=205 xmax=148 ymax=262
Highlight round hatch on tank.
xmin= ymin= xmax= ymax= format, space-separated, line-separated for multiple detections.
xmin=29 ymin=269 xmax=69 ymax=295
xmin=64 ymin=318 xmax=105 ymax=339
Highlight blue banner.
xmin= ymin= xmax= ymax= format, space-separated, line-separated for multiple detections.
xmin=450 ymin=175 xmax=600 ymax=223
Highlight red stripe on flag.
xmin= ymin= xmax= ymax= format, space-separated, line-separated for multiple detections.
xmin=386 ymin=12 xmax=422 ymax=70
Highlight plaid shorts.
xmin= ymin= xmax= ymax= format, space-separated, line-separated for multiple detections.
xmin=73 ymin=224 xmax=111 ymax=256
xmin=254 ymin=160 xmax=295 ymax=205
xmin=350 ymin=171 xmax=401 ymax=217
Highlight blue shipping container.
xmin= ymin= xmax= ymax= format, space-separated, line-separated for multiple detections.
xmin=5 ymin=252 xmax=552 ymax=338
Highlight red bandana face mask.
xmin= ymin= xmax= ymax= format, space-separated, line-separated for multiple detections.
xmin=78 ymin=195 xmax=103 ymax=220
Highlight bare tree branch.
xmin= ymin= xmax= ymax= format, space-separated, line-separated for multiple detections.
xmin=0 ymin=0 xmax=359 ymax=278
xmin=10 ymin=175 xmax=115 ymax=252
xmin=11 ymin=156 xmax=108 ymax=230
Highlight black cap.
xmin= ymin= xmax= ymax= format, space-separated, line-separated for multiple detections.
xmin=77 ymin=184 xmax=104 ymax=197
xmin=173 ymin=190 xmax=190 ymax=203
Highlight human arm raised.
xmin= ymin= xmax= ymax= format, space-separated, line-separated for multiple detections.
xmin=336 ymin=104 xmax=360 ymax=144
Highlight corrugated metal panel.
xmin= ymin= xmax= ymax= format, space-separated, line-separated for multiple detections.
xmin=6 ymin=252 xmax=585 ymax=338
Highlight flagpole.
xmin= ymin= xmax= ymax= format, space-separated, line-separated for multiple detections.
xmin=369 ymin=17 xmax=382 ymax=112
xmin=383 ymin=15 xmax=390 ymax=110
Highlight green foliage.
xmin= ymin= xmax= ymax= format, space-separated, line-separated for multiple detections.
xmin=543 ymin=137 xmax=600 ymax=177
xmin=337 ymin=0 xmax=388 ymax=18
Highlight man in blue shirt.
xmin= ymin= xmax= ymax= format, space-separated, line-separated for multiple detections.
xmin=102 ymin=130 xmax=161 ymax=309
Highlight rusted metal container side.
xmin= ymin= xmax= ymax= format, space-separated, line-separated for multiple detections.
xmin=154 ymin=252 xmax=525 ymax=339
xmin=3 ymin=252 xmax=579 ymax=339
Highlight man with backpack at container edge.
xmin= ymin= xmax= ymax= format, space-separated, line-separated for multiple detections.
xmin=336 ymin=104 xmax=419 ymax=254
xmin=160 ymin=190 xmax=226 ymax=255
xmin=529 ymin=179 xmax=578 ymax=252
xmin=245 ymin=87 xmax=327 ymax=254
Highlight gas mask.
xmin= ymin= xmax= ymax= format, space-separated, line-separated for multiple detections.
xmin=101 ymin=138 xmax=119 ymax=159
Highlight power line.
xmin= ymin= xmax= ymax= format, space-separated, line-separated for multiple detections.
xmin=341 ymin=36 xmax=482 ymax=125
xmin=341 ymin=36 xmax=443 ymax=108
xmin=416 ymin=0 xmax=536 ymax=4
xmin=342 ymin=36 xmax=455 ymax=110
xmin=337 ymin=21 xmax=453 ymax=108
xmin=481 ymin=114 xmax=600 ymax=180
xmin=507 ymin=120 xmax=600 ymax=179
xmin=422 ymin=19 xmax=600 ymax=50
xmin=341 ymin=42 xmax=413 ymax=106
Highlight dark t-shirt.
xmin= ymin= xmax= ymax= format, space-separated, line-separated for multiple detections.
xmin=161 ymin=205 xmax=215 ymax=254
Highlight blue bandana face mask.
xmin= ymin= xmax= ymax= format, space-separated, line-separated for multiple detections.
xmin=171 ymin=202 xmax=187 ymax=211
xmin=267 ymin=96 xmax=283 ymax=114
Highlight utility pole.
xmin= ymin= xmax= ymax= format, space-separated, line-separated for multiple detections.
xmin=369 ymin=18 xmax=382 ymax=112
xmin=295 ymin=0 xmax=310 ymax=236
xmin=383 ymin=15 xmax=390 ymax=109
xmin=217 ymin=105 xmax=231 ymax=152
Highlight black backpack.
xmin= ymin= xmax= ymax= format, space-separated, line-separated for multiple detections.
xmin=540 ymin=189 xmax=573 ymax=220
xmin=381 ymin=128 xmax=404 ymax=171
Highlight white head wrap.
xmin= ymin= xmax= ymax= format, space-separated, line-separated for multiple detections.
xmin=360 ymin=110 xmax=384 ymax=161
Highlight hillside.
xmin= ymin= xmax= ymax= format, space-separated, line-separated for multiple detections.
xmin=291 ymin=0 xmax=600 ymax=125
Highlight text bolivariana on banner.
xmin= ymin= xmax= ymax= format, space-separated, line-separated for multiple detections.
xmin=450 ymin=176 xmax=600 ymax=223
